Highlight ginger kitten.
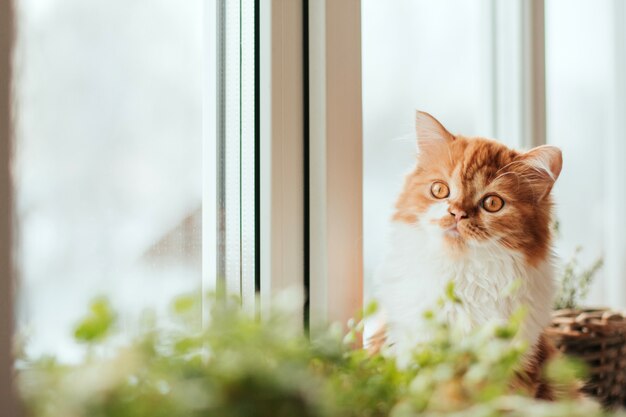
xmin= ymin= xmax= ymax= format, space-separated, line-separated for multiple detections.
xmin=373 ymin=111 xmax=563 ymax=398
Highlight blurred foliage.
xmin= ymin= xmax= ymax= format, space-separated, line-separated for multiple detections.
xmin=18 ymin=286 xmax=623 ymax=417
xmin=73 ymin=296 xmax=117 ymax=344
xmin=554 ymin=246 xmax=604 ymax=310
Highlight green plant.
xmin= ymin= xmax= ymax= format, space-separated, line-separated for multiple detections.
xmin=18 ymin=287 xmax=619 ymax=417
xmin=554 ymin=247 xmax=604 ymax=310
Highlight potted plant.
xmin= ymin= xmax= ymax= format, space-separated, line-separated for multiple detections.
xmin=546 ymin=248 xmax=626 ymax=408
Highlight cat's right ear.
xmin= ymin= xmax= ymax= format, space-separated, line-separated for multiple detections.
xmin=415 ymin=111 xmax=455 ymax=147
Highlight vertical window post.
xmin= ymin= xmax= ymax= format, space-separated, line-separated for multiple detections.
xmin=204 ymin=0 xmax=219 ymax=315
xmin=606 ymin=0 xmax=626 ymax=308
xmin=206 ymin=0 xmax=257 ymax=311
xmin=308 ymin=0 xmax=363 ymax=332
xmin=259 ymin=0 xmax=305 ymax=319
xmin=521 ymin=0 xmax=546 ymax=149
xmin=0 ymin=0 xmax=18 ymax=414
xmin=491 ymin=0 xmax=546 ymax=149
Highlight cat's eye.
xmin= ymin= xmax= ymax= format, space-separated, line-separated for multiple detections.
xmin=430 ymin=182 xmax=450 ymax=199
xmin=482 ymin=195 xmax=505 ymax=213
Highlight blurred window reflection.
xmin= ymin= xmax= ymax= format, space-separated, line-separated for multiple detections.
xmin=14 ymin=0 xmax=204 ymax=359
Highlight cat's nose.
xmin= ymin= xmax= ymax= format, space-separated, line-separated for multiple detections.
xmin=448 ymin=207 xmax=468 ymax=221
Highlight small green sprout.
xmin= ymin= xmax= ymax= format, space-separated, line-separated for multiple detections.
xmin=555 ymin=247 xmax=604 ymax=310
xmin=73 ymin=297 xmax=116 ymax=344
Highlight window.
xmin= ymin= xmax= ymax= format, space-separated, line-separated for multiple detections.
xmin=208 ymin=0 xmax=257 ymax=310
xmin=4 ymin=0 xmax=626 ymax=413
xmin=14 ymin=0 xmax=204 ymax=360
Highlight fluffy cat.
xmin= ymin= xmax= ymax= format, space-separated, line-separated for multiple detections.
xmin=372 ymin=111 xmax=563 ymax=398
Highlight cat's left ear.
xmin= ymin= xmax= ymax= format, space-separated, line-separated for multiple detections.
xmin=519 ymin=145 xmax=563 ymax=200
xmin=415 ymin=111 xmax=455 ymax=145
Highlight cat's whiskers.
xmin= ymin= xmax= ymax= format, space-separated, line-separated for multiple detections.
xmin=495 ymin=159 xmax=527 ymax=173
xmin=390 ymin=132 xmax=415 ymax=143
xmin=491 ymin=170 xmax=520 ymax=187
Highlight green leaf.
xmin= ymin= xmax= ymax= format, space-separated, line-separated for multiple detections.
xmin=173 ymin=294 xmax=198 ymax=315
xmin=545 ymin=356 xmax=588 ymax=385
xmin=363 ymin=300 xmax=379 ymax=318
xmin=73 ymin=297 xmax=116 ymax=344
xmin=445 ymin=281 xmax=462 ymax=304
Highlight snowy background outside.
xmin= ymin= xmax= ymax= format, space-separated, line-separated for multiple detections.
xmin=14 ymin=0 xmax=204 ymax=360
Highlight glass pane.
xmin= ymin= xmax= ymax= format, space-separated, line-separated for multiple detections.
xmin=545 ymin=0 xmax=611 ymax=305
xmin=14 ymin=0 xmax=204 ymax=360
xmin=215 ymin=0 xmax=256 ymax=305
xmin=362 ymin=0 xmax=492 ymax=298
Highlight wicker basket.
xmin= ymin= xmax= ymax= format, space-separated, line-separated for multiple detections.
xmin=545 ymin=308 xmax=626 ymax=408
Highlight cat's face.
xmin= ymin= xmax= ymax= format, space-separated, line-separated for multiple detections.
xmin=394 ymin=111 xmax=562 ymax=264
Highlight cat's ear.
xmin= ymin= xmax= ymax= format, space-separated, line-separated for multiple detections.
xmin=415 ymin=111 xmax=454 ymax=145
xmin=519 ymin=145 xmax=563 ymax=200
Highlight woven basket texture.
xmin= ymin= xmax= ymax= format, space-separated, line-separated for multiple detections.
xmin=546 ymin=308 xmax=626 ymax=408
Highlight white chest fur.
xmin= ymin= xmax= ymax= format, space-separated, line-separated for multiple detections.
xmin=374 ymin=222 xmax=555 ymax=354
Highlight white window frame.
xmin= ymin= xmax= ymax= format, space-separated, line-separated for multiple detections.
xmin=204 ymin=0 xmax=218 ymax=318
xmin=205 ymin=0 xmax=256 ymax=314
xmin=606 ymin=0 xmax=626 ymax=308
xmin=258 ymin=0 xmax=364 ymax=329
xmin=489 ymin=0 xmax=546 ymax=149
xmin=259 ymin=0 xmax=306 ymax=320
xmin=0 ymin=0 xmax=18 ymax=414
xmin=308 ymin=0 xmax=363 ymax=331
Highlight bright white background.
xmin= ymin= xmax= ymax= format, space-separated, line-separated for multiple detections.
xmin=14 ymin=0 xmax=204 ymax=360
xmin=545 ymin=0 xmax=612 ymax=304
